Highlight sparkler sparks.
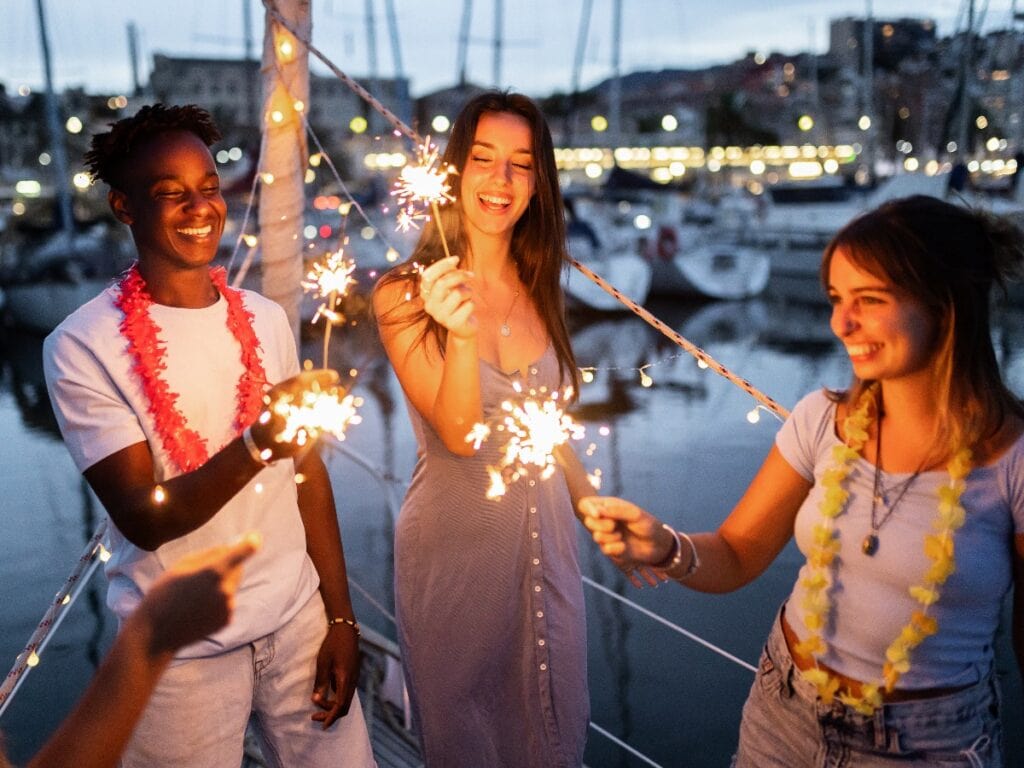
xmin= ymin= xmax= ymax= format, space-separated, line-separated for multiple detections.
xmin=474 ymin=386 xmax=585 ymax=500
xmin=267 ymin=382 xmax=364 ymax=446
xmin=391 ymin=138 xmax=456 ymax=215
xmin=301 ymin=248 xmax=358 ymax=368
xmin=391 ymin=139 xmax=457 ymax=259
xmin=302 ymin=248 xmax=358 ymax=325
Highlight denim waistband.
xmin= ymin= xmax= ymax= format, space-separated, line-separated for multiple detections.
xmin=763 ymin=606 xmax=1000 ymax=757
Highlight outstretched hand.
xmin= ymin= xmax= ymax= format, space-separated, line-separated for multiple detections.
xmin=249 ymin=369 xmax=342 ymax=461
xmin=134 ymin=532 xmax=262 ymax=655
xmin=419 ymin=256 xmax=477 ymax=339
xmin=580 ymin=496 xmax=675 ymax=583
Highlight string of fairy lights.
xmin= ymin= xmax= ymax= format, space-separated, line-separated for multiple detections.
xmin=2 ymin=0 xmax=791 ymax=714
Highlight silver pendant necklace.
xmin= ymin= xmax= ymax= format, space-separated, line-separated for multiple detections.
xmin=499 ymin=289 xmax=520 ymax=337
xmin=862 ymin=414 xmax=923 ymax=556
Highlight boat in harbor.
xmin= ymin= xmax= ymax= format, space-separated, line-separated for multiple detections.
xmin=2 ymin=223 xmax=133 ymax=333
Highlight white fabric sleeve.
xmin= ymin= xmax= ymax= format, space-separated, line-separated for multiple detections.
xmin=774 ymin=390 xmax=834 ymax=483
xmin=43 ymin=329 xmax=147 ymax=473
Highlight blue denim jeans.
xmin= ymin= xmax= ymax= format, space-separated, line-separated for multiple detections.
xmin=733 ymin=608 xmax=1004 ymax=767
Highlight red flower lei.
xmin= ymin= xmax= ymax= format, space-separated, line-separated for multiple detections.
xmin=115 ymin=263 xmax=268 ymax=474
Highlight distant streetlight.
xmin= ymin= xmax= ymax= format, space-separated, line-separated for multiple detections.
xmin=349 ymin=116 xmax=368 ymax=134
xmin=431 ymin=115 xmax=451 ymax=133
xmin=858 ymin=115 xmax=871 ymax=130
xmin=661 ymin=114 xmax=678 ymax=132
xmin=65 ymin=116 xmax=83 ymax=134
xmin=797 ymin=115 xmax=814 ymax=132
xmin=591 ymin=115 xmax=608 ymax=132
xmin=976 ymin=115 xmax=988 ymax=129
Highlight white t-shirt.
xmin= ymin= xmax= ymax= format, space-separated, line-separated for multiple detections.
xmin=777 ymin=389 xmax=1024 ymax=688
xmin=43 ymin=284 xmax=319 ymax=658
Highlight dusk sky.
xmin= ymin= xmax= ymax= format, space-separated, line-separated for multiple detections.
xmin=2 ymin=1 xmax=1018 ymax=99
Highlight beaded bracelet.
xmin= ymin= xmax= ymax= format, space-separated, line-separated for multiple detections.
xmin=242 ymin=426 xmax=271 ymax=467
xmin=327 ymin=616 xmax=361 ymax=637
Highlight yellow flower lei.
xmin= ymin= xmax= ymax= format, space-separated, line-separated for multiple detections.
xmin=794 ymin=386 xmax=972 ymax=714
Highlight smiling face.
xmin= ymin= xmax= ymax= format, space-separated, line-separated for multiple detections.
xmin=110 ymin=130 xmax=226 ymax=275
xmin=458 ymin=111 xmax=536 ymax=248
xmin=827 ymin=247 xmax=939 ymax=384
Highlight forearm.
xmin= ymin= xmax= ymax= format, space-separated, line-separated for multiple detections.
xmin=27 ymin=614 xmax=172 ymax=768
xmin=431 ymin=334 xmax=483 ymax=454
xmin=296 ymin=450 xmax=354 ymax=620
xmin=87 ymin=437 xmax=265 ymax=551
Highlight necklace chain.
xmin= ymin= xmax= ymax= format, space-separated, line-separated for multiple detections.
xmin=477 ymin=281 xmax=520 ymax=338
xmin=863 ymin=413 xmax=924 ymax=556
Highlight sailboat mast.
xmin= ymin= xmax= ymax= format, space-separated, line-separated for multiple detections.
xmin=608 ymin=0 xmax=622 ymax=144
xmin=862 ymin=0 xmax=874 ymax=178
xmin=956 ymin=0 xmax=976 ymax=155
xmin=34 ymin=0 xmax=73 ymax=237
xmin=493 ymin=0 xmax=503 ymax=88
xmin=457 ymin=0 xmax=472 ymax=86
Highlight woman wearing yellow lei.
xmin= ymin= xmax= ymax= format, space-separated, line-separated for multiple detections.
xmin=582 ymin=195 xmax=1024 ymax=766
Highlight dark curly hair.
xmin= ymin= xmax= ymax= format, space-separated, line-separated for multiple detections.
xmin=84 ymin=103 xmax=222 ymax=190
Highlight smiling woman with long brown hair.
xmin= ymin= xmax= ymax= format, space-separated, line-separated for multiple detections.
xmin=374 ymin=91 xmax=591 ymax=767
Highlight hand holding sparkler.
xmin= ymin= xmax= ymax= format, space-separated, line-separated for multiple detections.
xmin=245 ymin=369 xmax=363 ymax=463
xmin=419 ymin=256 xmax=476 ymax=340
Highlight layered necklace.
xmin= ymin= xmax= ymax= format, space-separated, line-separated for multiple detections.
xmin=794 ymin=386 xmax=972 ymax=714
xmin=861 ymin=414 xmax=925 ymax=556
xmin=115 ymin=263 xmax=268 ymax=474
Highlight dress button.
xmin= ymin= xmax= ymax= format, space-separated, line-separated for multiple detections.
xmin=531 ymin=531 xmax=538 ymax=539
xmin=538 ymin=639 xmax=545 ymax=646
xmin=536 ymin=610 xmax=544 ymax=618
xmin=529 ymin=480 xmax=536 ymax=487
xmin=534 ymin=585 xmax=542 ymax=592
xmin=533 ymin=558 xmax=540 ymax=565
xmin=530 ymin=507 xmax=537 ymax=514
xmin=540 ymin=663 xmax=547 ymax=671
xmin=530 ymin=367 xmax=538 ymax=375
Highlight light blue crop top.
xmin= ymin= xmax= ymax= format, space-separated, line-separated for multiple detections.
xmin=776 ymin=389 xmax=1024 ymax=689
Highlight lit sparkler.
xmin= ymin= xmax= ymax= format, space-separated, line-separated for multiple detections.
xmin=474 ymin=386 xmax=585 ymax=500
xmin=390 ymin=138 xmax=457 ymax=258
xmin=301 ymin=247 xmax=358 ymax=368
xmin=265 ymin=380 xmax=364 ymax=446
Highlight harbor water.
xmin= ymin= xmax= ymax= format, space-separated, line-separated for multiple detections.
xmin=1 ymin=285 xmax=1023 ymax=767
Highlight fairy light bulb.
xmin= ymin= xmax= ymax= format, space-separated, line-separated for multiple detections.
xmin=747 ymin=408 xmax=761 ymax=424
xmin=385 ymin=247 xmax=399 ymax=263
xmin=99 ymin=545 xmax=111 ymax=563
xmin=295 ymin=473 xmax=306 ymax=485
xmin=639 ymin=368 xmax=654 ymax=388
xmin=243 ymin=234 xmax=259 ymax=247
xmin=581 ymin=369 xmax=595 ymax=384
xmin=261 ymin=172 xmax=275 ymax=185
xmin=61 ymin=594 xmax=71 ymax=605
xmin=152 ymin=485 xmax=167 ymax=504
xmin=697 ymin=358 xmax=709 ymax=370
xmin=26 ymin=652 xmax=40 ymax=668
xmin=271 ymin=110 xmax=284 ymax=123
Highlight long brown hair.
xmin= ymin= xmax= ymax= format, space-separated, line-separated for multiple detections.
xmin=821 ymin=194 xmax=1024 ymax=451
xmin=375 ymin=91 xmax=579 ymax=392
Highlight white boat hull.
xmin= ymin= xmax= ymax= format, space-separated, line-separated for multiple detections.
xmin=650 ymin=244 xmax=770 ymax=300
xmin=562 ymin=254 xmax=652 ymax=312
